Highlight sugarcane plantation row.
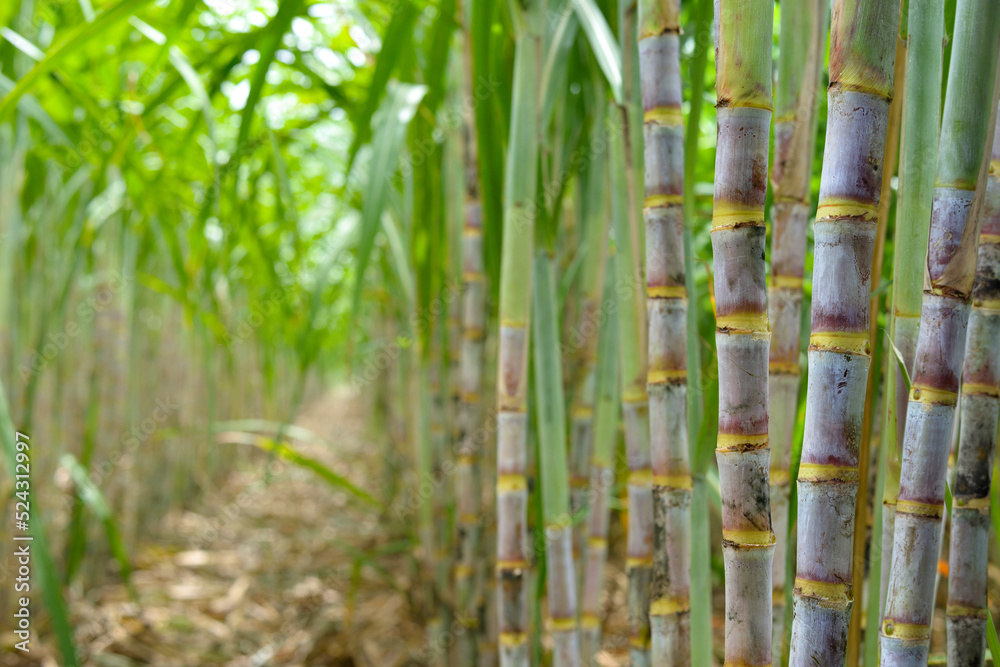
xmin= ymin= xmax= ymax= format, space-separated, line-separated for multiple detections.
xmin=3 ymin=0 xmax=1000 ymax=665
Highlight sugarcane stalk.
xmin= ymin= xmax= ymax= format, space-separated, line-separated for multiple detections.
xmin=847 ymin=27 xmax=904 ymax=663
xmin=609 ymin=92 xmax=653 ymax=665
xmin=569 ymin=106 xmax=611 ymax=586
xmin=451 ymin=8 xmax=487 ymax=660
xmin=456 ymin=177 xmax=486 ymax=666
xmin=496 ymin=4 xmax=544 ymax=664
xmin=636 ymin=0 xmax=691 ymax=662
xmin=945 ymin=114 xmax=1000 ymax=667
xmin=877 ymin=0 xmax=944 ymax=628
xmin=848 ymin=53 xmax=903 ymax=661
xmin=711 ymin=2 xmax=775 ymax=664
xmin=767 ymin=0 xmax=825 ymax=659
xmin=532 ymin=249 xmax=580 ymax=666
xmin=415 ymin=350 xmax=437 ymax=632
xmin=580 ymin=256 xmax=620 ymax=662
xmin=880 ymin=1 xmax=1000 ymax=661
xmin=787 ymin=2 xmax=901 ymax=663
xmin=430 ymin=333 xmax=452 ymax=664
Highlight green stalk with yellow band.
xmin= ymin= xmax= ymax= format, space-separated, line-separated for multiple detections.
xmin=881 ymin=0 xmax=1000 ymax=662
xmin=495 ymin=2 xmax=545 ymax=664
xmin=637 ymin=0 xmax=691 ymax=662
xmin=568 ymin=104 xmax=611 ymax=601
xmin=610 ymin=89 xmax=653 ymax=664
xmin=710 ymin=1 xmax=775 ymax=664
xmin=876 ymin=0 xmax=944 ymax=635
xmin=787 ymin=2 xmax=901 ymax=664
xmin=532 ymin=249 xmax=580 ymax=666
xmin=945 ymin=109 xmax=1000 ymax=667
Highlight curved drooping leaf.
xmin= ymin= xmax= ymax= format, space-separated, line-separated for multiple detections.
xmin=0 ymin=0 xmax=156 ymax=120
xmin=348 ymin=82 xmax=428 ymax=334
xmin=0 ymin=73 xmax=74 ymax=147
xmin=570 ymin=0 xmax=622 ymax=103
xmin=60 ymin=454 xmax=133 ymax=587
xmin=345 ymin=0 xmax=420 ymax=171
xmin=234 ymin=0 xmax=307 ymax=153
xmin=217 ymin=431 xmax=380 ymax=508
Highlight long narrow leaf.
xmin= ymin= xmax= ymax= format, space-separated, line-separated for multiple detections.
xmin=0 ymin=0 xmax=156 ymax=120
xmin=570 ymin=0 xmax=623 ymax=103
xmin=348 ymin=82 xmax=428 ymax=332
xmin=60 ymin=454 xmax=133 ymax=587
xmin=345 ymin=0 xmax=420 ymax=170
xmin=234 ymin=0 xmax=306 ymax=152
xmin=217 ymin=431 xmax=381 ymax=508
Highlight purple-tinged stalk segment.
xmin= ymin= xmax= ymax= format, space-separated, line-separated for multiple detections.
xmin=638 ymin=0 xmax=691 ymax=663
xmin=787 ymin=2 xmax=901 ymax=665
xmin=712 ymin=1 xmax=775 ymax=665
xmin=579 ymin=259 xmax=619 ymax=662
xmin=945 ymin=119 xmax=1000 ymax=667
xmin=456 ymin=198 xmax=486 ymax=665
xmin=496 ymin=4 xmax=544 ymax=663
xmin=881 ymin=1 xmax=1000 ymax=662
xmin=767 ymin=0 xmax=825 ymax=659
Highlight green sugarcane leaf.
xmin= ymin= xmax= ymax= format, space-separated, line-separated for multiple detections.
xmin=422 ymin=0 xmax=457 ymax=112
xmin=169 ymin=46 xmax=215 ymax=138
xmin=234 ymin=0 xmax=307 ymax=152
xmin=1 ymin=27 xmax=45 ymax=61
xmin=383 ymin=213 xmax=416 ymax=309
xmin=219 ymin=431 xmax=381 ymax=508
xmin=0 ymin=0 xmax=156 ymax=121
xmin=0 ymin=73 xmax=74 ymax=147
xmin=348 ymin=82 xmax=428 ymax=335
xmin=78 ymin=0 xmax=96 ymax=21
xmin=345 ymin=0 xmax=421 ymax=171
xmin=540 ymin=5 xmax=579 ymax=126
xmin=883 ymin=329 xmax=913 ymax=393
xmin=128 ymin=16 xmax=165 ymax=44
xmin=60 ymin=454 xmax=133 ymax=588
xmin=988 ymin=608 xmax=1000 ymax=665
xmin=570 ymin=0 xmax=623 ymax=103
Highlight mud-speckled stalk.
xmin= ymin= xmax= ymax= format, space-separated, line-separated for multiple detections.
xmin=945 ymin=115 xmax=1000 ymax=667
xmin=880 ymin=2 xmax=1000 ymax=662
xmin=786 ymin=2 xmax=901 ymax=664
xmin=637 ymin=0 xmax=691 ymax=662
xmin=767 ymin=0 xmax=824 ymax=658
xmin=711 ymin=2 xmax=776 ymax=665
xmin=496 ymin=4 xmax=544 ymax=664
xmin=877 ymin=0 xmax=944 ymax=626
xmin=580 ymin=259 xmax=620 ymax=662
xmin=609 ymin=93 xmax=653 ymax=664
